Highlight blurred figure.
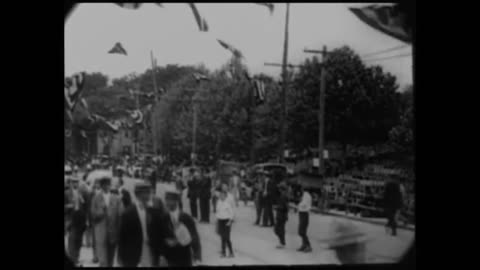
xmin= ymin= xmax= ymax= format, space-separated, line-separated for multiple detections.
xmin=90 ymin=177 xmax=122 ymax=267
xmin=253 ymin=175 xmax=265 ymax=226
xmin=162 ymin=187 xmax=202 ymax=266
xmin=230 ymin=170 xmax=240 ymax=207
xmin=216 ymin=188 xmax=235 ymax=258
xmin=199 ymin=168 xmax=212 ymax=223
xmin=187 ymin=169 xmax=200 ymax=219
xmin=65 ymin=177 xmax=87 ymax=266
xmin=274 ymin=183 xmax=289 ymax=249
xmin=117 ymin=183 xmax=166 ymax=267
xmin=262 ymin=172 xmax=276 ymax=227
xmin=321 ymin=220 xmax=369 ymax=264
xmin=383 ymin=178 xmax=404 ymax=236
xmin=297 ymin=184 xmax=312 ymax=252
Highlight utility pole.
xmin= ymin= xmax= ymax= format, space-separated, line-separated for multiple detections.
xmin=135 ymin=88 xmax=140 ymax=155
xmin=248 ymin=76 xmax=255 ymax=165
xmin=280 ymin=2 xmax=290 ymax=164
xmin=150 ymin=51 xmax=159 ymax=156
xmin=304 ymin=46 xmax=329 ymax=176
xmin=192 ymin=98 xmax=198 ymax=167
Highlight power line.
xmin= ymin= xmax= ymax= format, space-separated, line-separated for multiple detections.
xmin=363 ymin=53 xmax=412 ymax=62
xmin=361 ymin=45 xmax=410 ymax=58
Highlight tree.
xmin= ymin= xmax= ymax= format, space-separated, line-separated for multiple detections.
xmin=290 ymin=46 xmax=402 ymax=155
xmin=388 ymin=85 xmax=413 ymax=155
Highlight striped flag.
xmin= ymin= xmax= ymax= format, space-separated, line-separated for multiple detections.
xmin=108 ymin=42 xmax=128 ymax=55
xmin=217 ymin=39 xmax=243 ymax=59
xmin=64 ymin=72 xmax=86 ymax=111
xmin=115 ymin=3 xmax=142 ymax=10
xmin=255 ymin=3 xmax=275 ymax=14
xmin=193 ymin=72 xmax=210 ymax=82
xmin=349 ymin=4 xmax=411 ymax=44
xmin=189 ymin=4 xmax=209 ymax=32
xmin=253 ymin=79 xmax=266 ymax=105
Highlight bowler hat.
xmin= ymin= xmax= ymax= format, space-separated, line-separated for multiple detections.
xmin=165 ymin=185 xmax=180 ymax=200
xmin=320 ymin=221 xmax=369 ymax=249
xmin=98 ymin=177 xmax=111 ymax=186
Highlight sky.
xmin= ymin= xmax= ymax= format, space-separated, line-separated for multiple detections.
xmin=65 ymin=3 xmax=412 ymax=91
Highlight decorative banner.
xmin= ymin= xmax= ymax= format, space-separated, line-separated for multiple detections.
xmin=115 ymin=3 xmax=142 ymax=10
xmin=254 ymin=3 xmax=275 ymax=15
xmin=253 ymin=79 xmax=266 ymax=105
xmin=108 ymin=42 xmax=128 ymax=55
xmin=188 ymin=3 xmax=209 ymax=32
xmin=193 ymin=72 xmax=209 ymax=82
xmin=217 ymin=39 xmax=243 ymax=59
xmin=349 ymin=4 xmax=411 ymax=44
xmin=64 ymin=72 xmax=86 ymax=111
xmin=129 ymin=109 xmax=144 ymax=124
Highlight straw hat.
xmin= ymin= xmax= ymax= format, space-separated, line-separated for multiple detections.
xmin=321 ymin=220 xmax=369 ymax=249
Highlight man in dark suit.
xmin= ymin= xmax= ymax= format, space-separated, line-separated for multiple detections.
xmin=65 ymin=177 xmax=87 ymax=266
xmin=162 ymin=187 xmax=202 ymax=266
xmin=117 ymin=183 xmax=167 ymax=267
xmin=274 ymin=183 xmax=289 ymax=248
xmin=187 ymin=169 xmax=200 ymax=219
xmin=199 ymin=168 xmax=212 ymax=223
xmin=262 ymin=172 xmax=276 ymax=227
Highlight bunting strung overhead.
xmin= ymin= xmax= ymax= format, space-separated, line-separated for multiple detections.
xmin=129 ymin=109 xmax=144 ymax=124
xmin=108 ymin=42 xmax=128 ymax=55
xmin=217 ymin=39 xmax=243 ymax=59
xmin=254 ymin=3 xmax=275 ymax=15
xmin=349 ymin=4 xmax=411 ymax=44
xmin=188 ymin=3 xmax=209 ymax=32
xmin=115 ymin=3 xmax=142 ymax=10
xmin=64 ymin=72 xmax=86 ymax=112
xmin=193 ymin=72 xmax=210 ymax=82
xmin=65 ymin=129 xmax=72 ymax=138
xmin=254 ymin=79 xmax=266 ymax=105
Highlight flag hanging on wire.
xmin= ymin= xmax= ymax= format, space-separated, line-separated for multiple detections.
xmin=217 ymin=39 xmax=243 ymax=59
xmin=64 ymin=72 xmax=86 ymax=111
xmin=193 ymin=72 xmax=210 ymax=82
xmin=349 ymin=4 xmax=411 ymax=44
xmin=115 ymin=3 xmax=142 ymax=10
xmin=189 ymin=4 xmax=209 ymax=32
xmin=255 ymin=3 xmax=275 ymax=14
xmin=253 ymin=79 xmax=266 ymax=105
xmin=108 ymin=42 xmax=128 ymax=55
xmin=129 ymin=109 xmax=144 ymax=124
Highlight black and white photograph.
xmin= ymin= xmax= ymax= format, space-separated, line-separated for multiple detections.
xmin=64 ymin=2 xmax=414 ymax=267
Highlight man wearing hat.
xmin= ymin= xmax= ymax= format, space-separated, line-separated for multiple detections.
xmin=297 ymin=183 xmax=313 ymax=252
xmin=90 ymin=177 xmax=122 ymax=267
xmin=274 ymin=182 xmax=289 ymax=249
xmin=117 ymin=183 xmax=166 ymax=267
xmin=320 ymin=220 xmax=369 ymax=264
xmin=161 ymin=186 xmax=202 ymax=266
xmin=65 ymin=177 xmax=87 ymax=266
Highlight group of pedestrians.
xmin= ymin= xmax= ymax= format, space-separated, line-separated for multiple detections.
xmin=65 ymin=167 xmax=202 ymax=267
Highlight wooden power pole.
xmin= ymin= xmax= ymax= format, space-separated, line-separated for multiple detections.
xmin=304 ymin=46 xmax=328 ymax=176
xmin=150 ymin=51 xmax=158 ymax=155
xmin=280 ymin=3 xmax=290 ymax=163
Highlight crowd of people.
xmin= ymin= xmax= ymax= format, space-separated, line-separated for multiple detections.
xmin=65 ymin=154 xmax=406 ymax=266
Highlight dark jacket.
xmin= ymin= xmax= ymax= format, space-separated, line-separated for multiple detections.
xmin=187 ymin=179 xmax=199 ymax=199
xmin=162 ymin=211 xmax=202 ymax=266
xmin=199 ymin=177 xmax=212 ymax=199
xmin=383 ymin=181 xmax=403 ymax=210
xmin=117 ymin=202 xmax=167 ymax=267
xmin=275 ymin=194 xmax=289 ymax=222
